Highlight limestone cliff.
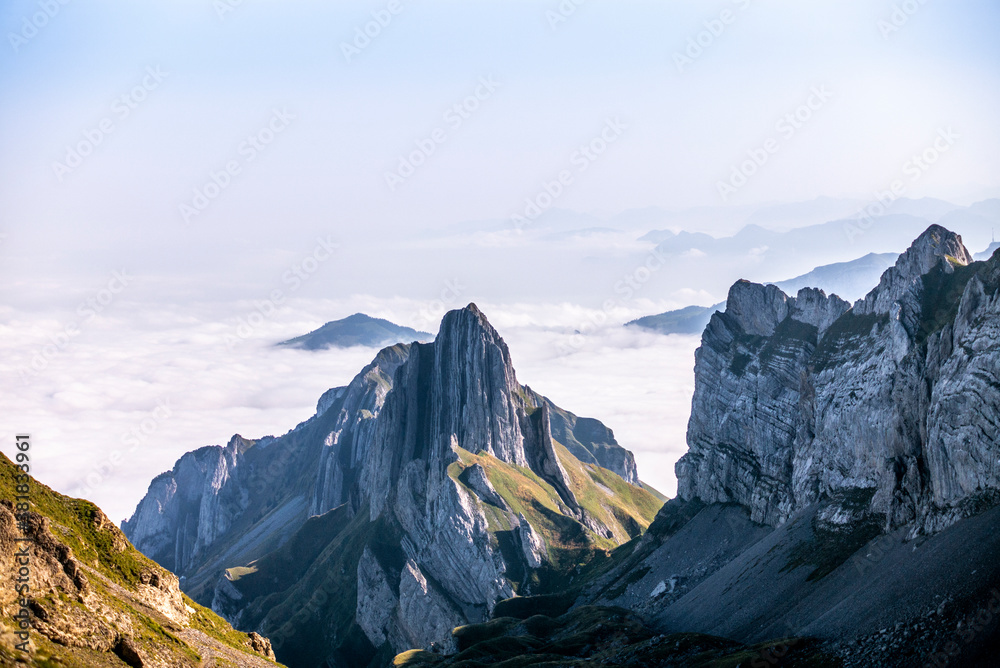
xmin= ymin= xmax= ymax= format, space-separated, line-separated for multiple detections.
xmin=677 ymin=224 xmax=999 ymax=533
xmin=123 ymin=305 xmax=659 ymax=668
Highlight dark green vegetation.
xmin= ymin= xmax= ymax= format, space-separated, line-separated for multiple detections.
xmin=222 ymin=503 xmax=393 ymax=668
xmin=392 ymin=605 xmax=843 ymax=668
xmin=278 ymin=313 xmax=432 ymax=350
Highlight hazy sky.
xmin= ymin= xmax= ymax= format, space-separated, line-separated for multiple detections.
xmin=2 ymin=0 xmax=998 ymax=262
xmin=2 ymin=0 xmax=999 ymax=520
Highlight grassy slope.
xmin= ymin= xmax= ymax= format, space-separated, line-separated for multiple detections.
xmin=0 ymin=452 xmax=283 ymax=667
xmin=450 ymin=444 xmax=662 ymax=578
xmin=0 ymin=453 xmax=150 ymax=590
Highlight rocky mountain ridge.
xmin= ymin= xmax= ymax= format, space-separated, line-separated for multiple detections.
xmin=123 ymin=305 xmax=658 ymax=667
xmin=677 ymin=224 xmax=997 ymax=533
xmin=628 ymin=251 xmax=896 ymax=336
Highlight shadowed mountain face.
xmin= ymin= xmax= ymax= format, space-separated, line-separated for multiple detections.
xmin=123 ymin=305 xmax=656 ymax=668
xmin=277 ymin=313 xmax=433 ymax=350
xmin=0 ymin=454 xmax=281 ymax=667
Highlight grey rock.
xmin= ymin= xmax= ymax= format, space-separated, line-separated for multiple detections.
xmin=677 ymin=224 xmax=999 ymax=533
xmin=124 ymin=303 xmax=651 ymax=662
xmin=725 ymin=281 xmax=790 ymax=337
xmin=517 ymin=513 xmax=547 ymax=569
xmin=463 ymin=463 xmax=508 ymax=510
xmin=791 ymin=287 xmax=850 ymax=335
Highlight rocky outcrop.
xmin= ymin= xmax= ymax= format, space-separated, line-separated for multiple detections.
xmin=247 ymin=632 xmax=276 ymax=660
xmin=124 ymin=304 xmax=658 ymax=667
xmin=677 ymin=225 xmax=1000 ymax=533
xmin=0 ymin=454 xmax=282 ymax=667
xmin=462 ymin=464 xmax=508 ymax=510
xmin=516 ymin=513 xmax=547 ymax=569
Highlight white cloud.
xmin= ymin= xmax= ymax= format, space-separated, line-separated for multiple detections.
xmin=0 ymin=295 xmax=698 ymax=522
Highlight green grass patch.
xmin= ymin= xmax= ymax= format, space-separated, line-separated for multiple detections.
xmin=0 ymin=453 xmax=153 ymax=588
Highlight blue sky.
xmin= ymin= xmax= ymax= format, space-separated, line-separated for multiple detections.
xmin=2 ymin=0 xmax=998 ymax=250
xmin=1 ymin=1 xmax=999 ymax=519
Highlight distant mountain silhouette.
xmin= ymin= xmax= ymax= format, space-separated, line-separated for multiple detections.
xmin=277 ymin=313 xmax=432 ymax=350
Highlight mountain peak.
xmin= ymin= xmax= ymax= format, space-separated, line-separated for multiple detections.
xmin=725 ymin=280 xmax=790 ymax=337
xmin=855 ymin=224 xmax=971 ymax=320
xmin=278 ymin=313 xmax=432 ymax=350
xmin=909 ymin=224 xmax=972 ymax=272
xmin=444 ymin=302 xmax=489 ymax=328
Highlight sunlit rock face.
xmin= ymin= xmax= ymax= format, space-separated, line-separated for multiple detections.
xmin=678 ymin=225 xmax=1000 ymax=534
xmin=123 ymin=303 xmax=655 ymax=663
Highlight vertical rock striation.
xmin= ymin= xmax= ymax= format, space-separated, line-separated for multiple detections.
xmin=677 ymin=225 xmax=1000 ymax=533
xmin=123 ymin=304 xmax=658 ymax=666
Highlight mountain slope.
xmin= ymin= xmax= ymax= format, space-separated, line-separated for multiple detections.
xmin=576 ymin=224 xmax=1000 ymax=667
xmin=0 ymin=453 xmax=281 ymax=667
xmin=277 ymin=313 xmax=432 ymax=350
xmin=124 ymin=305 xmax=658 ymax=667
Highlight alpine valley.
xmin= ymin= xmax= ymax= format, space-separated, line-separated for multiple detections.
xmin=9 ymin=224 xmax=999 ymax=667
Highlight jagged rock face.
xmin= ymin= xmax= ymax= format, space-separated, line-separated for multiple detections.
xmin=123 ymin=304 xmax=655 ymax=667
xmin=310 ymin=344 xmax=410 ymax=516
xmin=924 ymin=255 xmax=1000 ymax=511
xmin=123 ymin=346 xmax=410 ymax=579
xmin=855 ymin=224 xmax=973 ymax=331
xmin=0 ymin=456 xmax=280 ymax=667
xmin=121 ymin=440 xmax=243 ymax=574
xmin=678 ymin=225 xmax=1000 ymax=533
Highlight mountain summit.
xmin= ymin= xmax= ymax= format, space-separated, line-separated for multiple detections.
xmin=124 ymin=304 xmax=659 ymax=667
xmin=555 ymin=225 xmax=1000 ymax=668
xmin=278 ymin=313 xmax=432 ymax=350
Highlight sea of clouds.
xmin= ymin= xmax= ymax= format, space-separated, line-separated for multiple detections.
xmin=0 ymin=293 xmax=699 ymax=522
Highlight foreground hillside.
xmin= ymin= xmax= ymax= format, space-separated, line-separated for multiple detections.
xmin=123 ymin=305 xmax=662 ymax=667
xmin=0 ymin=453 xmax=281 ymax=667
